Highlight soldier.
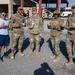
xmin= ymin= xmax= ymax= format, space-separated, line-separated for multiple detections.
xmin=27 ymin=7 xmax=44 ymax=57
xmin=47 ymin=11 xmax=63 ymax=62
xmin=62 ymin=5 xmax=75 ymax=66
xmin=9 ymin=6 xmax=26 ymax=59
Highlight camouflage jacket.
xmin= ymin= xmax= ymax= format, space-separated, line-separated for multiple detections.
xmin=66 ymin=14 xmax=75 ymax=40
xmin=66 ymin=14 xmax=75 ymax=35
xmin=9 ymin=13 xmax=26 ymax=34
xmin=50 ymin=17 xmax=62 ymax=36
xmin=27 ymin=14 xmax=44 ymax=34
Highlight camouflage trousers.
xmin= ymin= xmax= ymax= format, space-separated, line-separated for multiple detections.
xmin=29 ymin=34 xmax=41 ymax=51
xmin=66 ymin=34 xmax=74 ymax=58
xmin=50 ymin=34 xmax=61 ymax=55
xmin=11 ymin=33 xmax=24 ymax=51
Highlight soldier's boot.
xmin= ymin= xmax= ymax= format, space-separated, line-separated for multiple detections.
xmin=65 ymin=49 xmax=74 ymax=66
xmin=36 ymin=50 xmax=40 ymax=57
xmin=53 ymin=54 xmax=60 ymax=62
xmin=11 ymin=50 xmax=15 ymax=59
xmin=50 ymin=53 xmax=56 ymax=59
xmin=18 ymin=50 xmax=25 ymax=57
xmin=65 ymin=58 xmax=74 ymax=66
xmin=28 ymin=50 xmax=33 ymax=57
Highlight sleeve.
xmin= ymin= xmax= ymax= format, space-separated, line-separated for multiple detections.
xmin=58 ymin=18 xmax=64 ymax=30
xmin=27 ymin=18 xmax=32 ymax=29
xmin=39 ymin=17 xmax=44 ymax=33
xmin=65 ymin=18 xmax=69 ymax=29
xmin=56 ymin=18 xmax=64 ymax=30
xmin=9 ymin=15 xmax=16 ymax=29
xmin=22 ymin=18 xmax=26 ymax=27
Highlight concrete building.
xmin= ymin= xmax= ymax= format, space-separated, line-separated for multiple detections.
xmin=0 ymin=0 xmax=36 ymax=18
xmin=0 ymin=0 xmax=70 ymax=18
xmin=34 ymin=0 xmax=70 ymax=16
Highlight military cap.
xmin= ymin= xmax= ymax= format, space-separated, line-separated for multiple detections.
xmin=18 ymin=6 xmax=23 ymax=10
xmin=71 ymin=4 xmax=75 ymax=8
xmin=32 ymin=7 xmax=37 ymax=11
xmin=53 ymin=10 xmax=59 ymax=15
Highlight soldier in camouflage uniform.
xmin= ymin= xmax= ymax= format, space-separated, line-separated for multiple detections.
xmin=47 ymin=11 xmax=63 ymax=62
xmin=62 ymin=5 xmax=75 ymax=66
xmin=27 ymin=7 xmax=44 ymax=57
xmin=9 ymin=6 xmax=26 ymax=59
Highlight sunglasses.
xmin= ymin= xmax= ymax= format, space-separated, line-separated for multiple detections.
xmin=2 ymin=14 xmax=7 ymax=17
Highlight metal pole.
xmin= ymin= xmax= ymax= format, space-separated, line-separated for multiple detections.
xmin=39 ymin=0 xmax=42 ymax=17
xmin=57 ymin=0 xmax=61 ymax=13
xmin=21 ymin=0 xmax=24 ymax=7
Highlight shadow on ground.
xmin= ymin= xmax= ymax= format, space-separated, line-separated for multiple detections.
xmin=59 ymin=40 xmax=69 ymax=61
xmin=46 ymin=38 xmax=54 ymax=54
xmin=6 ymin=38 xmax=30 ymax=56
xmin=14 ymin=38 xmax=30 ymax=55
xmin=34 ymin=62 xmax=55 ymax=75
xmin=22 ymin=38 xmax=30 ymax=52
xmin=47 ymin=38 xmax=69 ymax=61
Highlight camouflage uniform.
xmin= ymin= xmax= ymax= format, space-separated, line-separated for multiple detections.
xmin=47 ymin=11 xmax=63 ymax=62
xmin=65 ymin=5 xmax=75 ymax=66
xmin=27 ymin=7 xmax=44 ymax=57
xmin=9 ymin=7 xmax=26 ymax=59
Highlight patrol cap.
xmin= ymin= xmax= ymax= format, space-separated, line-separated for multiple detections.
xmin=32 ymin=7 xmax=37 ymax=11
xmin=18 ymin=6 xmax=23 ymax=10
xmin=71 ymin=4 xmax=75 ymax=9
xmin=53 ymin=10 xmax=59 ymax=15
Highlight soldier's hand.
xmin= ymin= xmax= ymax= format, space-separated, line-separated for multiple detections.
xmin=47 ymin=24 xmax=51 ymax=29
xmin=71 ymin=23 xmax=75 ymax=28
xmin=30 ymin=25 xmax=34 ymax=29
xmin=61 ymin=23 xmax=65 ymax=28
xmin=16 ymin=23 xmax=20 ymax=27
xmin=39 ymin=33 xmax=42 ymax=37
xmin=22 ymin=23 xmax=26 ymax=27
xmin=8 ymin=24 xmax=11 ymax=29
xmin=53 ymin=25 xmax=56 ymax=28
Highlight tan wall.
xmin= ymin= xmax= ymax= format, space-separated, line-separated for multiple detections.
xmin=0 ymin=0 xmax=36 ymax=6
xmin=0 ymin=0 xmax=36 ymax=18
xmin=0 ymin=0 xmax=10 ymax=4
xmin=10 ymin=0 xmax=21 ymax=5
xmin=0 ymin=0 xmax=21 ymax=5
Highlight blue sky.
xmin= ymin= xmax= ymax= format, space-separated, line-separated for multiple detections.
xmin=47 ymin=0 xmax=75 ymax=7
xmin=32 ymin=0 xmax=75 ymax=7
xmin=69 ymin=0 xmax=75 ymax=6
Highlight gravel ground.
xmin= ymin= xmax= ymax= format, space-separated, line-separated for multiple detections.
xmin=0 ymin=20 xmax=75 ymax=75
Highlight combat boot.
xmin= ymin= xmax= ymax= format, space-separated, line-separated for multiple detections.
xmin=28 ymin=50 xmax=33 ymax=57
xmin=36 ymin=50 xmax=40 ymax=57
xmin=65 ymin=58 xmax=74 ymax=66
xmin=50 ymin=53 xmax=56 ymax=59
xmin=65 ymin=49 xmax=74 ymax=66
xmin=11 ymin=51 xmax=15 ymax=59
xmin=53 ymin=54 xmax=60 ymax=62
xmin=18 ymin=50 xmax=25 ymax=57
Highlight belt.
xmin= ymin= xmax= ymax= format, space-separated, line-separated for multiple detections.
xmin=12 ymin=27 xmax=20 ymax=29
xmin=68 ymin=28 xmax=75 ymax=31
xmin=52 ymin=28 xmax=57 ymax=30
